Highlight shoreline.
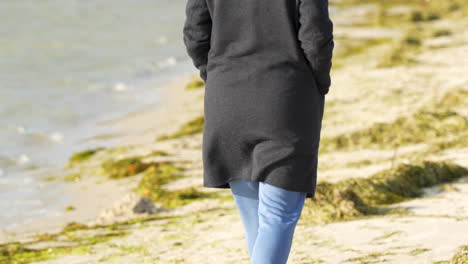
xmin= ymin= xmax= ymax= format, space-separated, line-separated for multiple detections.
xmin=0 ymin=71 xmax=205 ymax=242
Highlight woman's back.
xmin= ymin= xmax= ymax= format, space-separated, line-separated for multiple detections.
xmin=184 ymin=0 xmax=333 ymax=96
xmin=183 ymin=0 xmax=334 ymax=199
xmin=206 ymin=0 xmax=305 ymax=72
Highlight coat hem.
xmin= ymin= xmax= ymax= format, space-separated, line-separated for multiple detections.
xmin=203 ymin=177 xmax=316 ymax=199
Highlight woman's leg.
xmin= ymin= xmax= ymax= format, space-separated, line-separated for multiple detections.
xmin=228 ymin=178 xmax=260 ymax=258
xmin=251 ymin=181 xmax=306 ymax=264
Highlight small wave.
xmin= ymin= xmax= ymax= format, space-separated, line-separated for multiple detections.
xmin=18 ymin=130 xmax=65 ymax=145
xmin=17 ymin=154 xmax=30 ymax=165
xmin=0 ymin=155 xmax=15 ymax=168
xmin=16 ymin=125 xmax=27 ymax=134
xmin=49 ymin=131 xmax=64 ymax=142
xmin=21 ymin=177 xmax=33 ymax=184
xmin=155 ymin=36 xmax=168 ymax=44
xmin=112 ymin=82 xmax=129 ymax=92
xmin=157 ymin=56 xmax=177 ymax=68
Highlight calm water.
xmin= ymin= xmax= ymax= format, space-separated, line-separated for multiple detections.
xmin=0 ymin=0 xmax=195 ymax=230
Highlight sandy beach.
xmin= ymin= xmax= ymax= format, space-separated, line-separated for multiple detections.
xmin=1 ymin=1 xmax=468 ymax=263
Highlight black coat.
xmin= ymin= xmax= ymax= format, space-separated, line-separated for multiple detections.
xmin=183 ymin=0 xmax=334 ymax=199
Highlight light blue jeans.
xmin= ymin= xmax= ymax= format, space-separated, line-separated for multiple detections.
xmin=228 ymin=178 xmax=307 ymax=264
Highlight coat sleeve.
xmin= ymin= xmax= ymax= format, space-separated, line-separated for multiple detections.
xmin=183 ymin=0 xmax=212 ymax=82
xmin=297 ymin=0 xmax=334 ymax=95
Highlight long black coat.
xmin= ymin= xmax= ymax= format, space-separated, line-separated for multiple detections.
xmin=183 ymin=0 xmax=334 ymax=199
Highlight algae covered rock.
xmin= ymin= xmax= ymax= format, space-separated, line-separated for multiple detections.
xmin=92 ymin=193 xmax=162 ymax=226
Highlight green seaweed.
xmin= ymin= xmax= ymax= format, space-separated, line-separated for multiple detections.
xmin=302 ymin=161 xmax=468 ymax=224
xmin=185 ymin=78 xmax=205 ymax=90
xmin=145 ymin=150 xmax=169 ymax=157
xmin=136 ymin=163 xmax=184 ymax=186
xmin=437 ymin=89 xmax=468 ymax=108
xmin=428 ymin=131 xmax=468 ymax=153
xmin=61 ymin=222 xmax=93 ymax=232
xmin=450 ymin=245 xmax=468 ymax=264
xmin=432 ymin=28 xmax=452 ymax=37
xmin=377 ymin=27 xmax=423 ymax=68
xmin=319 ymin=93 xmax=468 ymax=153
xmin=0 ymin=222 xmax=126 ymax=264
xmin=409 ymin=248 xmax=431 ymax=256
xmin=371 ymin=231 xmax=403 ymax=242
xmin=345 ymin=251 xmax=396 ymax=263
xmin=347 ymin=159 xmax=373 ymax=168
xmin=101 ymin=158 xmax=219 ymax=209
xmin=333 ymin=37 xmax=391 ymax=69
xmin=0 ymin=242 xmax=90 ymax=264
xmin=101 ymin=157 xmax=148 ymax=179
xmin=135 ymin=164 xmax=218 ymax=209
xmin=336 ymin=0 xmax=467 ymax=20
xmin=320 ymin=109 xmax=468 ymax=153
xmin=0 ymin=210 xmax=189 ymax=264
xmin=68 ymin=147 xmax=105 ymax=165
xmin=64 ymin=172 xmax=81 ymax=182
xmin=156 ymin=115 xmax=204 ymax=141
xmin=99 ymin=150 xmax=170 ymax=179
xmin=101 ymin=156 xmax=177 ymax=179
xmin=330 ymin=0 xmax=467 ymax=68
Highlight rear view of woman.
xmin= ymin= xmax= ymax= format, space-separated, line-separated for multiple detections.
xmin=183 ymin=0 xmax=334 ymax=263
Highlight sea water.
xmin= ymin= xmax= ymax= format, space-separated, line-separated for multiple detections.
xmin=0 ymin=0 xmax=196 ymax=230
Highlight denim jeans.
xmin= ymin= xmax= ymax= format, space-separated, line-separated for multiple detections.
xmin=228 ymin=178 xmax=307 ymax=264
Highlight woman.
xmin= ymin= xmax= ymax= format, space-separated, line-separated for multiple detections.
xmin=183 ymin=0 xmax=333 ymax=263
